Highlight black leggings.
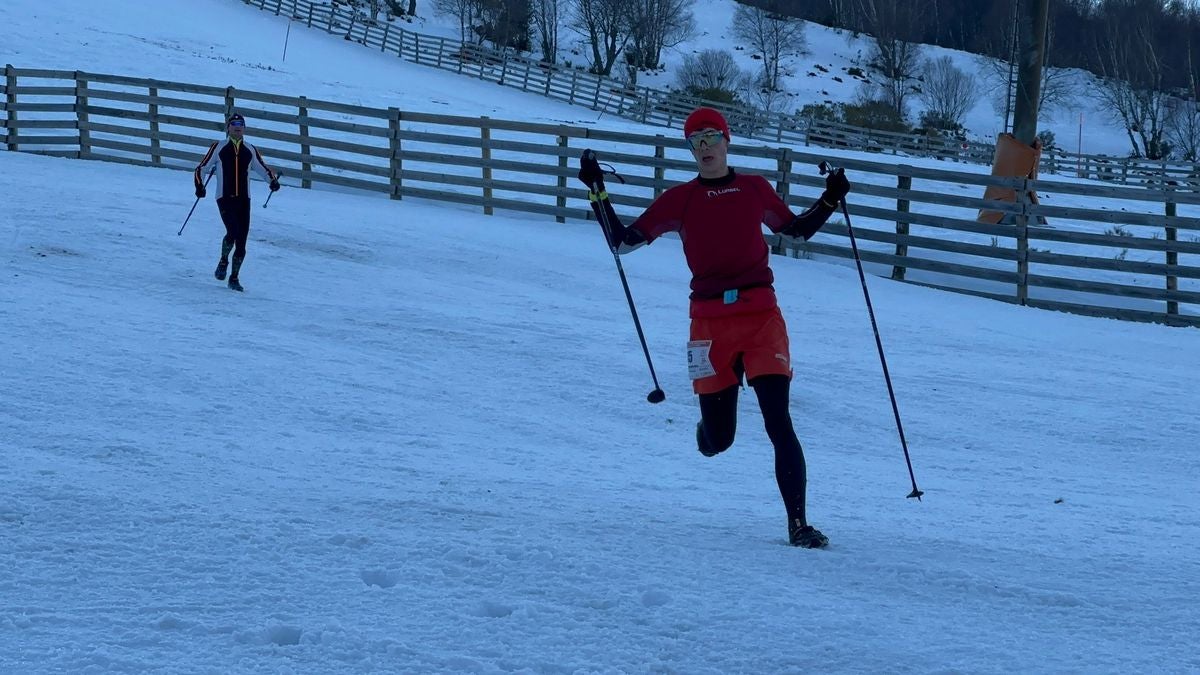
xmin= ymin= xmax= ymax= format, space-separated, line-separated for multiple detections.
xmin=699 ymin=374 xmax=809 ymax=526
xmin=217 ymin=197 xmax=251 ymax=261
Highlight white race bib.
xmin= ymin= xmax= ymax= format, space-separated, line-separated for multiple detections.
xmin=687 ymin=339 xmax=716 ymax=380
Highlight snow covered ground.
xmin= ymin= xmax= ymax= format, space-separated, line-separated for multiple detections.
xmin=3 ymin=144 xmax=1199 ymax=672
xmin=2 ymin=1 xmax=1199 ymax=672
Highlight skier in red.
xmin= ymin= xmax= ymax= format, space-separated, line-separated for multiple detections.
xmin=579 ymin=106 xmax=849 ymax=548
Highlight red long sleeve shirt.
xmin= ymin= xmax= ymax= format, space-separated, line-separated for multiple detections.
xmin=630 ymin=170 xmax=797 ymax=302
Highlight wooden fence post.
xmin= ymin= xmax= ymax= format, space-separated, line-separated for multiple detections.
xmin=481 ymin=116 xmax=492 ymax=215
xmin=772 ymin=147 xmax=794 ymax=257
xmin=1166 ymin=194 xmax=1178 ymax=317
xmin=893 ymin=174 xmax=912 ymax=280
xmin=569 ymin=70 xmax=578 ymax=105
xmin=75 ymin=71 xmax=90 ymax=160
xmin=224 ymin=87 xmax=236 ymax=123
xmin=556 ymin=130 xmax=568 ymax=223
xmin=1015 ymin=178 xmax=1031 ymax=306
xmin=775 ymin=146 xmax=792 ymax=202
xmin=5 ymin=64 xmax=17 ymax=151
xmin=149 ymin=85 xmax=161 ymax=165
xmin=299 ymin=96 xmax=312 ymax=189
xmin=389 ymin=106 xmax=403 ymax=200
xmin=653 ymin=136 xmax=666 ymax=199
xmin=307 ymin=3 xmax=313 ymax=27
xmin=381 ymin=23 xmax=391 ymax=52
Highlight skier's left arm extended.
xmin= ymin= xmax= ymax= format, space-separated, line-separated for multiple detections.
xmin=770 ymin=168 xmax=851 ymax=240
xmin=577 ymin=149 xmax=648 ymax=253
xmin=248 ymin=142 xmax=281 ymax=191
xmin=587 ymin=190 xmax=647 ymax=254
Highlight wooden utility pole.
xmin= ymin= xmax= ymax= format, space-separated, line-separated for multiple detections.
xmin=1011 ymin=0 xmax=1051 ymax=145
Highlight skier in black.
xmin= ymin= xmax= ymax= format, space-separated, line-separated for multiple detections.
xmin=193 ymin=113 xmax=279 ymax=292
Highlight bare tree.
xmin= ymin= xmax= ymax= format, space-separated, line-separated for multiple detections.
xmin=1091 ymin=0 xmax=1171 ymax=158
xmin=975 ymin=14 xmax=1074 ymax=127
xmin=978 ymin=56 xmax=1075 ymax=124
xmin=474 ymin=0 xmax=533 ymax=50
xmin=569 ymin=0 xmax=634 ymax=75
xmin=856 ymin=0 xmax=924 ymax=117
xmin=531 ymin=0 xmax=563 ymax=62
xmin=675 ymin=49 xmax=748 ymax=99
xmin=731 ymin=3 xmax=806 ymax=91
xmin=917 ymin=55 xmax=978 ymax=128
xmin=626 ymin=0 xmax=695 ymax=71
xmin=1093 ymin=76 xmax=1172 ymax=158
xmin=1166 ymin=97 xmax=1200 ymax=160
xmin=435 ymin=0 xmax=487 ymax=42
xmin=1167 ymin=29 xmax=1200 ymax=161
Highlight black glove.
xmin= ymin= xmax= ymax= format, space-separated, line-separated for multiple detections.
xmin=578 ymin=149 xmax=605 ymax=192
xmin=822 ymin=168 xmax=850 ymax=206
xmin=195 ymin=185 xmax=206 ymax=199
xmin=269 ymin=178 xmax=281 ymax=192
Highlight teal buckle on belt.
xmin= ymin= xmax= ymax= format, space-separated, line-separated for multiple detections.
xmin=723 ymin=289 xmax=738 ymax=304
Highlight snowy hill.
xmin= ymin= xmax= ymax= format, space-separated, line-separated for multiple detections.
xmin=308 ymin=0 xmax=1126 ymax=156
xmin=2 ymin=0 xmax=1199 ymax=672
xmin=1 ymin=0 xmax=1126 ymax=155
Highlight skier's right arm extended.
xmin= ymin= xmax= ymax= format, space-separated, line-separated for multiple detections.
xmin=578 ymin=150 xmax=647 ymax=254
xmin=193 ymin=141 xmax=221 ymax=198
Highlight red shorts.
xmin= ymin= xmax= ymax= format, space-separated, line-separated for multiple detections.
xmin=689 ymin=305 xmax=792 ymax=395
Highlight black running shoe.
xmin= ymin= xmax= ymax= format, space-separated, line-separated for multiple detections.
xmin=214 ymin=259 xmax=228 ymax=280
xmin=227 ymin=277 xmax=243 ymax=292
xmin=788 ymin=521 xmax=829 ymax=549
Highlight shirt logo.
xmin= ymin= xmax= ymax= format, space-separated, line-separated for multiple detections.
xmin=707 ymin=187 xmax=741 ymax=198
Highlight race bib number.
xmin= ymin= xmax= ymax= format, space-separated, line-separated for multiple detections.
xmin=687 ymin=339 xmax=716 ymax=380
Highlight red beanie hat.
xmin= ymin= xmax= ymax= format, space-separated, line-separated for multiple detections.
xmin=684 ymin=107 xmax=730 ymax=140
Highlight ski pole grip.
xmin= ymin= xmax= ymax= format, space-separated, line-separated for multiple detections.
xmin=818 ymin=160 xmax=841 ymax=175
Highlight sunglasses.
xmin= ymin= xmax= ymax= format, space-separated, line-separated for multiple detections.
xmin=687 ymin=130 xmax=724 ymax=150
xmin=228 ymin=121 xmax=245 ymax=128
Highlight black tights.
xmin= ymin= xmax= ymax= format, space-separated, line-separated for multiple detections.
xmin=217 ymin=197 xmax=251 ymax=264
xmin=698 ymin=374 xmax=809 ymax=526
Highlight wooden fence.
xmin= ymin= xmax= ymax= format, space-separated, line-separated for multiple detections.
xmin=243 ymin=0 xmax=1200 ymax=189
xmin=2 ymin=65 xmax=1198 ymax=327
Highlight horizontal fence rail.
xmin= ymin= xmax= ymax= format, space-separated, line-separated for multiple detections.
xmin=2 ymin=64 xmax=1198 ymax=327
xmin=242 ymin=0 xmax=1200 ymax=188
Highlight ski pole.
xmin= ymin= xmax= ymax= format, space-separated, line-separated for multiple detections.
xmin=819 ymin=160 xmax=923 ymax=500
xmin=585 ymin=152 xmax=665 ymax=405
xmin=179 ymin=167 xmax=217 ymax=236
xmin=262 ymin=172 xmax=284 ymax=209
